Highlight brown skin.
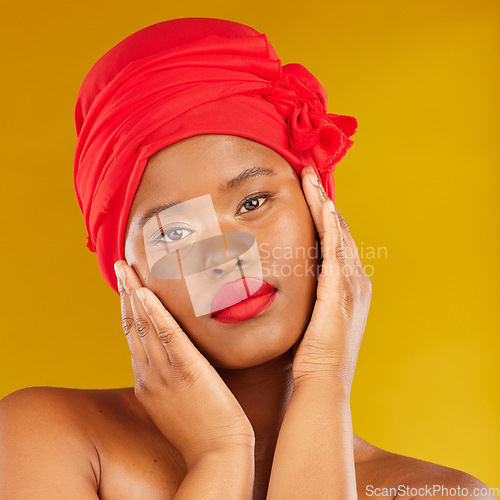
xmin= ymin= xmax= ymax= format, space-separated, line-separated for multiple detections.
xmin=124 ymin=134 xmax=319 ymax=372
xmin=0 ymin=135 xmax=494 ymax=499
xmin=122 ymin=134 xmax=319 ymax=474
xmin=120 ymin=133 xmax=365 ymax=494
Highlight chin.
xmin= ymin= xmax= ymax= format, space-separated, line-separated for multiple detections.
xmin=192 ymin=317 xmax=302 ymax=371
xmin=208 ymin=346 xmax=294 ymax=371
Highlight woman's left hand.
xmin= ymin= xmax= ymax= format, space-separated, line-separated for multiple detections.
xmin=291 ymin=165 xmax=372 ymax=393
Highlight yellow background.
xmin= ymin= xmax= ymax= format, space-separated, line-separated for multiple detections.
xmin=1 ymin=0 xmax=498 ymax=490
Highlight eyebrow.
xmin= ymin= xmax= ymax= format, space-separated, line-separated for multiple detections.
xmin=136 ymin=166 xmax=277 ymax=230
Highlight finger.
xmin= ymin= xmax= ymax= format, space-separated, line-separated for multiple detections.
xmin=136 ymin=287 xmax=205 ymax=371
xmin=300 ymin=166 xmax=355 ymax=268
xmin=115 ymin=261 xmax=148 ymax=367
xmin=319 ymin=200 xmax=347 ymax=291
xmin=118 ymin=262 xmax=173 ymax=367
xmin=300 ymin=166 xmax=327 ymax=244
xmin=331 ymin=207 xmax=366 ymax=280
xmin=300 ymin=167 xmax=367 ymax=283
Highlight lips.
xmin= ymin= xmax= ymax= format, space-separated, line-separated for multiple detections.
xmin=211 ymin=277 xmax=277 ymax=323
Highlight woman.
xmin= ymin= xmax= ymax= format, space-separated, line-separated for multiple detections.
xmin=0 ymin=17 xmax=494 ymax=500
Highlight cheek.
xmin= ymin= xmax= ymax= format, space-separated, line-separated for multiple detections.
xmin=125 ymin=235 xmax=193 ymax=318
xmin=258 ymin=201 xmax=319 ymax=280
xmin=254 ymin=203 xmax=319 ymax=339
xmin=151 ymin=278 xmax=193 ymax=320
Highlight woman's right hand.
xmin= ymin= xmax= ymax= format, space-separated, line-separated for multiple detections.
xmin=114 ymin=261 xmax=255 ymax=469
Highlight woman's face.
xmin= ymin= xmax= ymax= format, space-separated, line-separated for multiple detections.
xmin=124 ymin=134 xmax=320 ymax=369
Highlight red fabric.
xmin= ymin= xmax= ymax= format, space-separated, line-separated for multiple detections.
xmin=73 ymin=17 xmax=357 ymax=294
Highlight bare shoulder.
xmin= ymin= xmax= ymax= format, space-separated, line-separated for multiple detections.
xmin=0 ymin=386 xmax=102 ymax=498
xmin=354 ymin=436 xmax=496 ymax=499
xmin=1 ymin=386 xmax=186 ymax=499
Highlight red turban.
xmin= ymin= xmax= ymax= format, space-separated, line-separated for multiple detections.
xmin=73 ymin=17 xmax=357 ymax=294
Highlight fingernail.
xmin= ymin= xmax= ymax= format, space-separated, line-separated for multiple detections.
xmin=308 ymin=173 xmax=321 ymax=188
xmin=301 ymin=165 xmax=313 ymax=178
xmin=114 ymin=261 xmax=127 ymax=290
xmin=327 ymin=200 xmax=336 ymax=213
xmin=136 ymin=289 xmax=150 ymax=314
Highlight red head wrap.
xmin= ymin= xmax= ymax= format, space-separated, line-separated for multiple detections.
xmin=73 ymin=17 xmax=357 ymax=294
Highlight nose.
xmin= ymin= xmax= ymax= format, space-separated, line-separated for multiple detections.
xmin=204 ymin=256 xmax=246 ymax=280
xmin=203 ymin=232 xmax=256 ymax=280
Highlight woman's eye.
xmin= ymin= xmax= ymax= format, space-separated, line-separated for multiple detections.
xmin=154 ymin=227 xmax=195 ymax=244
xmin=237 ymin=194 xmax=271 ymax=215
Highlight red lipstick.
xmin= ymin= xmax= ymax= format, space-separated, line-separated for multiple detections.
xmin=211 ymin=277 xmax=277 ymax=324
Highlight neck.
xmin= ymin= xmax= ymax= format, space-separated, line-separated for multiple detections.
xmin=215 ymin=347 xmax=295 ymax=497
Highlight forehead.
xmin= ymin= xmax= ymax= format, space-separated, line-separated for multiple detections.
xmin=148 ymin=134 xmax=285 ymax=172
xmin=135 ymin=134 xmax=296 ymax=201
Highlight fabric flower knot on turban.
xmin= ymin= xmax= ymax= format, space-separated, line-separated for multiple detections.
xmin=261 ymin=64 xmax=357 ymax=176
xmin=73 ymin=17 xmax=358 ymax=293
